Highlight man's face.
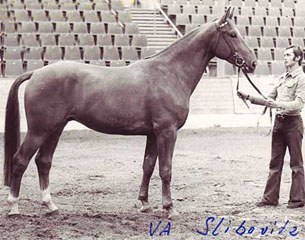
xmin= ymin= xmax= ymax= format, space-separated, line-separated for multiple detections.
xmin=284 ymin=48 xmax=298 ymax=68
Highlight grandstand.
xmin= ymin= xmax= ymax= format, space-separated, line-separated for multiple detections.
xmin=0 ymin=0 xmax=302 ymax=77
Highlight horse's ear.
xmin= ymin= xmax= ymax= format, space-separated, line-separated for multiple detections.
xmin=220 ymin=6 xmax=232 ymax=23
xmin=228 ymin=7 xmax=235 ymax=19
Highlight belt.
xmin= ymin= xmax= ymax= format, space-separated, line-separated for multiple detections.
xmin=276 ymin=114 xmax=301 ymax=120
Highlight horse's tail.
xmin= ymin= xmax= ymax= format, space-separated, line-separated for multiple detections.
xmin=4 ymin=71 xmax=34 ymax=187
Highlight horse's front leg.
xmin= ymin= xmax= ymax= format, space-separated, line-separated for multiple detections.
xmin=155 ymin=126 xmax=179 ymax=219
xmin=138 ymin=134 xmax=158 ymax=213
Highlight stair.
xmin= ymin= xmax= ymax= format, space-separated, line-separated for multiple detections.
xmin=127 ymin=8 xmax=179 ymax=52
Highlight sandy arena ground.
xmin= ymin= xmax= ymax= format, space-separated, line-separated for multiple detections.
xmin=0 ymin=127 xmax=305 ymax=240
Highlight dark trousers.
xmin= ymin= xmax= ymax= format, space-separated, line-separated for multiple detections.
xmin=262 ymin=115 xmax=305 ymax=205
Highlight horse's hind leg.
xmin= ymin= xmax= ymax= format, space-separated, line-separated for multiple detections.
xmin=8 ymin=131 xmax=45 ymax=216
xmin=138 ymin=134 xmax=158 ymax=213
xmin=35 ymin=126 xmax=65 ymax=214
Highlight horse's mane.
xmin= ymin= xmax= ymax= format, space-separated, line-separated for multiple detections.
xmin=144 ymin=20 xmax=217 ymax=60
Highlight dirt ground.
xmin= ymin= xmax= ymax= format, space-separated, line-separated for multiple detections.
xmin=0 ymin=127 xmax=305 ymax=240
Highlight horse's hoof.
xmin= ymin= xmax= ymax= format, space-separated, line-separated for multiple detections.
xmin=46 ymin=209 xmax=59 ymax=217
xmin=167 ymin=209 xmax=180 ymax=220
xmin=139 ymin=206 xmax=153 ymax=214
xmin=8 ymin=212 xmax=20 ymax=218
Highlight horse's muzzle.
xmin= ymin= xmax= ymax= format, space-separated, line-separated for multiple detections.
xmin=244 ymin=60 xmax=257 ymax=73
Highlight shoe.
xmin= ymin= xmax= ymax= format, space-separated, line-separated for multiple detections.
xmin=256 ymin=201 xmax=278 ymax=207
xmin=287 ymin=203 xmax=305 ymax=209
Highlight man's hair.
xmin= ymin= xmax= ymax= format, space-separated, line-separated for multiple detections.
xmin=286 ymin=45 xmax=304 ymax=66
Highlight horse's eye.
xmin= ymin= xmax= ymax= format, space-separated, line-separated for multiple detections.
xmin=230 ymin=32 xmax=237 ymax=38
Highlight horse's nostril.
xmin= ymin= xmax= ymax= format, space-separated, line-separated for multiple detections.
xmin=252 ymin=61 xmax=257 ymax=68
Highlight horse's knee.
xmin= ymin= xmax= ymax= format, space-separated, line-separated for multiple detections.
xmin=35 ymin=155 xmax=52 ymax=173
xmin=12 ymin=155 xmax=28 ymax=176
xmin=159 ymin=167 xmax=172 ymax=183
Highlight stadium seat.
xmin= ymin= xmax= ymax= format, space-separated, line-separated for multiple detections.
xmin=258 ymin=0 xmax=269 ymax=7
xmin=185 ymin=24 xmax=199 ymax=33
xmin=247 ymin=26 xmax=262 ymax=36
xmin=251 ymin=16 xmax=264 ymax=26
xmin=189 ymin=0 xmax=202 ymax=5
xmin=103 ymin=46 xmax=120 ymax=60
xmin=83 ymin=10 xmax=100 ymax=22
xmin=63 ymin=46 xmax=81 ymax=60
xmin=26 ymin=60 xmax=44 ymax=71
xmin=260 ymin=37 xmax=274 ymax=48
xmin=48 ymin=10 xmax=66 ymax=22
xmin=263 ymin=26 xmax=277 ymax=37
xmin=94 ymin=2 xmax=109 ymax=11
xmin=197 ymin=5 xmax=211 ymax=15
xmin=59 ymin=2 xmax=76 ymax=10
xmin=176 ymin=0 xmax=188 ymax=5
xmin=37 ymin=22 xmax=54 ymax=33
xmin=89 ymin=60 xmax=106 ymax=66
xmin=265 ymin=16 xmax=278 ymax=26
xmin=167 ymin=4 xmax=181 ymax=18
xmin=96 ymin=34 xmax=112 ymax=46
xmin=124 ymin=23 xmax=139 ymax=35
xmin=3 ymin=47 xmax=22 ymax=60
xmin=13 ymin=9 xmax=31 ymax=21
xmin=132 ymin=35 xmax=148 ymax=48
xmin=101 ymin=12 xmax=116 ymax=23
xmin=141 ymin=47 xmax=157 ymax=59
xmin=3 ymin=34 xmax=20 ymax=46
xmin=118 ymin=11 xmax=132 ymax=23
xmin=254 ymin=60 xmax=270 ymax=75
xmin=275 ymin=37 xmax=290 ymax=48
xmin=235 ymin=15 xmax=250 ymax=26
xmin=268 ymin=7 xmax=281 ymax=17
xmin=58 ymin=33 xmax=76 ymax=46
xmin=114 ymin=34 xmax=130 ymax=46
xmin=230 ymin=0 xmax=243 ymax=6
xmin=244 ymin=0 xmax=256 ymax=7
xmin=26 ymin=2 xmax=43 ymax=10
xmin=237 ymin=26 xmax=247 ymax=36
xmin=40 ymin=33 xmax=57 ymax=46
xmin=43 ymin=46 xmax=63 ymax=60
xmin=107 ymin=23 xmax=123 ymax=34
xmin=291 ymin=37 xmax=305 ymax=48
xmin=17 ymin=21 xmax=37 ymax=33
xmin=175 ymin=14 xmax=190 ymax=26
xmin=83 ymin=46 xmax=101 ymax=61
xmin=270 ymin=0 xmax=282 ymax=8
xmin=43 ymin=2 xmax=59 ymax=10
xmin=182 ymin=5 xmax=196 ymax=15
xmin=278 ymin=26 xmax=292 ymax=37
xmin=110 ymin=1 xmax=125 ymax=11
xmin=240 ymin=6 xmax=253 ymax=16
xmin=110 ymin=60 xmax=126 ymax=67
xmin=293 ymin=17 xmax=305 ymax=27
xmin=77 ymin=2 xmax=93 ymax=11
xmin=283 ymin=0 xmax=295 ymax=8
xmin=257 ymin=48 xmax=272 ymax=61
xmin=66 ymin=10 xmax=83 ymax=22
xmin=121 ymin=46 xmax=139 ymax=61
xmin=202 ymin=0 xmax=215 ymax=5
xmin=279 ymin=17 xmax=292 ymax=26
xmin=4 ymin=60 xmax=24 ymax=76
xmin=282 ymin=8 xmax=294 ymax=17
xmin=7 ymin=2 xmax=25 ymax=10
xmin=270 ymin=61 xmax=285 ymax=75
xmin=2 ymin=21 xmax=16 ymax=33
xmin=78 ymin=34 xmax=95 ymax=45
xmin=254 ymin=7 xmax=267 ymax=16
xmin=23 ymin=46 xmax=43 ymax=60
xmin=55 ymin=22 xmax=71 ymax=33
xmin=273 ymin=48 xmax=285 ymax=60
xmin=21 ymin=33 xmax=40 ymax=47
xmin=72 ymin=22 xmax=88 ymax=34
xmin=90 ymin=22 xmax=106 ymax=34
xmin=244 ymin=36 xmax=259 ymax=48
xmin=191 ymin=14 xmax=205 ymax=24
xmin=31 ymin=10 xmax=49 ymax=21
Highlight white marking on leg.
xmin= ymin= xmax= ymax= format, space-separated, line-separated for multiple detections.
xmin=7 ymin=192 xmax=20 ymax=215
xmin=41 ymin=187 xmax=58 ymax=212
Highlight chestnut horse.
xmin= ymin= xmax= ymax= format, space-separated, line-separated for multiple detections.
xmin=4 ymin=7 xmax=256 ymax=218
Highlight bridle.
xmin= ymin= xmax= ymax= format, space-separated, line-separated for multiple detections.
xmin=214 ymin=21 xmax=273 ymax=131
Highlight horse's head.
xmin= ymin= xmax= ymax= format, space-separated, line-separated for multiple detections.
xmin=213 ymin=6 xmax=257 ymax=73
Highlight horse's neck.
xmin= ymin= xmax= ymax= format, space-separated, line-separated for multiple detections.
xmin=155 ymin=23 xmax=216 ymax=96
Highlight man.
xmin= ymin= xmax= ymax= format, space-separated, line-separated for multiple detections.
xmin=238 ymin=45 xmax=305 ymax=208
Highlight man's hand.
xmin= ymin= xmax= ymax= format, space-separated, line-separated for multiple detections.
xmin=237 ymin=91 xmax=249 ymax=100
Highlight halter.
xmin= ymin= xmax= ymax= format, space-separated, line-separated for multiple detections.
xmin=214 ymin=21 xmax=272 ymax=132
